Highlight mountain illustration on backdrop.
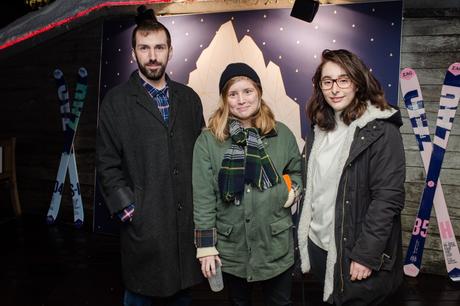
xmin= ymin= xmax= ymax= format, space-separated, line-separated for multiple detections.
xmin=188 ymin=20 xmax=304 ymax=149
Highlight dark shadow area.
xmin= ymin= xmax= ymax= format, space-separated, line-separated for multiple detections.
xmin=1 ymin=215 xmax=459 ymax=306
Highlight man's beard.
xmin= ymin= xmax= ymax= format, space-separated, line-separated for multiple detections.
xmin=138 ymin=59 xmax=167 ymax=81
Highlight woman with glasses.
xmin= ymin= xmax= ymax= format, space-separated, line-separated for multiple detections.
xmin=297 ymin=49 xmax=405 ymax=305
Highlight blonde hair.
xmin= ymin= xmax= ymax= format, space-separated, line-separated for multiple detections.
xmin=208 ymin=76 xmax=276 ymax=142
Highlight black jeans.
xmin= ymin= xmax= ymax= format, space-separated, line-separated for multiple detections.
xmin=123 ymin=289 xmax=191 ymax=306
xmin=223 ymin=266 xmax=293 ymax=306
xmin=307 ymin=237 xmax=327 ymax=285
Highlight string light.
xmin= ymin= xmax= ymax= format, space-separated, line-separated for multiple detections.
xmin=25 ymin=0 xmax=53 ymax=10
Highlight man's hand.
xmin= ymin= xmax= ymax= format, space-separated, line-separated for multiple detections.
xmin=350 ymin=260 xmax=372 ymax=281
xmin=199 ymin=255 xmax=222 ymax=278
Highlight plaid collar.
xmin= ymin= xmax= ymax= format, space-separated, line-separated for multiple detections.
xmin=140 ymin=77 xmax=170 ymax=124
xmin=141 ymin=80 xmax=169 ymax=98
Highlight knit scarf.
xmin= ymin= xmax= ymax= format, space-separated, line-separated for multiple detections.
xmin=218 ymin=119 xmax=280 ymax=204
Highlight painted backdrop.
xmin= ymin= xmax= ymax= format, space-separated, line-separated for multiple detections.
xmin=94 ymin=1 xmax=403 ymax=233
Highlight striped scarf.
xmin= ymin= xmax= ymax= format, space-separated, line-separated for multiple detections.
xmin=218 ymin=119 xmax=280 ymax=204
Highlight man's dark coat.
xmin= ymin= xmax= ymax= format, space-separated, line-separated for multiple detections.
xmin=97 ymin=72 xmax=205 ymax=297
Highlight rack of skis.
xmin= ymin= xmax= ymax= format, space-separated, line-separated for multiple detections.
xmin=46 ymin=68 xmax=87 ymax=228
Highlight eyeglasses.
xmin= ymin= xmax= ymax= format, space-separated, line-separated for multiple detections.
xmin=319 ymin=77 xmax=352 ymax=90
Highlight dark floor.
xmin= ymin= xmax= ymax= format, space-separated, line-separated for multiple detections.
xmin=1 ymin=215 xmax=459 ymax=306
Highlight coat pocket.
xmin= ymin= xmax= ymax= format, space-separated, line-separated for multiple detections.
xmin=216 ymin=221 xmax=238 ymax=256
xmin=126 ymin=185 xmax=144 ymax=233
xmin=268 ymin=215 xmax=293 ymax=262
xmin=216 ymin=222 xmax=233 ymax=238
xmin=379 ymin=252 xmax=396 ymax=271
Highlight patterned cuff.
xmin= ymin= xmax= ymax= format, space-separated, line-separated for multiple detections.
xmin=194 ymin=228 xmax=217 ymax=248
xmin=117 ymin=203 xmax=135 ymax=222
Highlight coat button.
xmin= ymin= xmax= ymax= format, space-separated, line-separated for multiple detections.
xmin=361 ymin=136 xmax=365 ymax=140
xmin=177 ymin=202 xmax=183 ymax=211
xmin=343 ymin=237 xmax=347 ymax=242
xmin=245 ymin=218 xmax=250 ymax=223
xmin=170 ymin=131 xmax=174 ymax=137
xmin=173 ymin=168 xmax=179 ymax=175
xmin=345 ymin=200 xmax=350 ymax=204
xmin=247 ymin=188 xmax=251 ymax=193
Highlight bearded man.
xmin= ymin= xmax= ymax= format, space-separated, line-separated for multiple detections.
xmin=96 ymin=6 xmax=204 ymax=305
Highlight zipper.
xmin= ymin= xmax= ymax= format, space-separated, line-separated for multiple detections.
xmin=339 ymin=171 xmax=348 ymax=293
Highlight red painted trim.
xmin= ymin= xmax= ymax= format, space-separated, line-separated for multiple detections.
xmin=0 ymin=0 xmax=171 ymax=50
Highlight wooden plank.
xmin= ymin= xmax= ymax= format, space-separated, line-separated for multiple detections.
xmin=401 ymin=36 xmax=460 ymax=53
xmin=404 ymin=0 xmax=460 ymax=9
xmin=400 ymin=117 xmax=460 ymax=136
xmin=405 ymin=150 xmax=460 ymax=169
xmin=404 ymin=201 xmax=460 ymax=220
xmin=406 ymin=167 xmax=460 ymax=185
xmin=402 ymin=18 xmax=460 ymax=36
xmin=401 ymin=52 xmax=459 ymax=69
xmin=396 ymin=68 xmax=460 ymax=85
xmin=401 ymin=226 xmax=460 ymax=253
xmin=402 ymin=134 xmax=460 ymax=151
xmin=400 ymin=102 xmax=460 ymax=114
xmin=405 ymin=182 xmax=460 ymax=207
xmin=404 ymin=8 xmax=460 ymax=19
xmin=402 ymin=208 xmax=460 ymax=234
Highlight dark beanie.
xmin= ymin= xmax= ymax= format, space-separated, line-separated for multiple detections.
xmin=219 ymin=62 xmax=261 ymax=94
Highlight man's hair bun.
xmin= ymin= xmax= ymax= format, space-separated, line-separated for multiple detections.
xmin=135 ymin=5 xmax=158 ymax=25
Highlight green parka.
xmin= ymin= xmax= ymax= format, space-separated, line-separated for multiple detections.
xmin=193 ymin=122 xmax=302 ymax=281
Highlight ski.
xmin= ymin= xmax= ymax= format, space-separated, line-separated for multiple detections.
xmin=46 ymin=68 xmax=88 ymax=227
xmin=400 ymin=67 xmax=460 ymax=281
xmin=401 ymin=63 xmax=460 ymax=278
xmin=48 ymin=69 xmax=84 ymax=227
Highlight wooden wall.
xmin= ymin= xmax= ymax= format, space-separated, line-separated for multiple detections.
xmin=400 ymin=0 xmax=460 ymax=275
xmin=0 ymin=0 xmax=459 ymax=275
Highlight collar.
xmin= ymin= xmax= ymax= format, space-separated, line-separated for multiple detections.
xmin=140 ymin=78 xmax=169 ymax=97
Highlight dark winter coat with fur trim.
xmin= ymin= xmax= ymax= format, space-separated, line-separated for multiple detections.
xmin=298 ymin=104 xmax=405 ymax=305
xmin=96 ymin=71 xmax=204 ymax=297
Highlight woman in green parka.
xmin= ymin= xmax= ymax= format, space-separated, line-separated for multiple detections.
xmin=193 ymin=63 xmax=302 ymax=306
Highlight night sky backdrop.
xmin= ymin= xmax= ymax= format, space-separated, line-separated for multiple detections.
xmin=100 ymin=0 xmax=402 ymax=136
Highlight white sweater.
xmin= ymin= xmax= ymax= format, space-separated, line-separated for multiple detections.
xmin=309 ymin=113 xmax=350 ymax=250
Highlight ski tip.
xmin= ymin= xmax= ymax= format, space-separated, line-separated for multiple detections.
xmin=78 ymin=67 xmax=88 ymax=78
xmin=448 ymin=268 xmax=460 ymax=282
xmin=448 ymin=63 xmax=460 ymax=76
xmin=74 ymin=219 xmax=84 ymax=229
xmin=400 ymin=68 xmax=416 ymax=80
xmin=46 ymin=215 xmax=55 ymax=225
xmin=403 ymin=264 xmax=420 ymax=277
xmin=53 ymin=69 xmax=63 ymax=79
